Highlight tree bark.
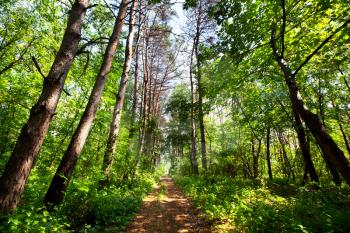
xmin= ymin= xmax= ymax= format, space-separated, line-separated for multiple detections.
xmin=44 ymin=0 xmax=129 ymax=207
xmin=271 ymin=30 xmax=350 ymax=186
xmin=138 ymin=20 xmax=150 ymax=154
xmin=277 ymin=94 xmax=318 ymax=183
xmin=339 ymin=122 xmax=350 ymax=157
xmin=252 ymin=137 xmax=261 ymax=179
xmin=189 ymin=38 xmax=199 ymax=175
xmin=292 ymin=111 xmax=319 ymax=183
xmin=332 ymin=101 xmax=350 ymax=157
xmin=101 ymin=0 xmax=138 ymax=184
xmin=0 ymin=0 xmax=89 ymax=215
xmin=193 ymin=0 xmax=207 ymax=171
xmin=266 ymin=126 xmax=273 ymax=179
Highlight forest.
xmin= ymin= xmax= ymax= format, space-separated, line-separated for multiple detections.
xmin=0 ymin=0 xmax=350 ymax=232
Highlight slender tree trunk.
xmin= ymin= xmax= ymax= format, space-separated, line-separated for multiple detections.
xmin=252 ymin=138 xmax=261 ymax=179
xmin=332 ymin=101 xmax=350 ymax=157
xmin=315 ymin=143 xmax=342 ymax=185
xmin=277 ymin=131 xmax=295 ymax=180
xmin=44 ymin=0 xmax=129 ymax=207
xmin=193 ymin=0 xmax=207 ymax=171
xmin=277 ymin=98 xmax=318 ymax=183
xmin=266 ymin=126 xmax=273 ymax=179
xmin=138 ymin=22 xmax=150 ymax=154
xmin=271 ymin=32 xmax=350 ymax=186
xmin=0 ymin=0 xmax=89 ymax=214
xmin=128 ymin=5 xmax=143 ymax=143
xmin=292 ymin=111 xmax=319 ymax=183
xmin=101 ymin=0 xmax=138 ymax=184
xmin=339 ymin=122 xmax=350 ymax=156
xmin=189 ymin=40 xmax=199 ymax=175
xmin=124 ymin=5 xmax=143 ymax=180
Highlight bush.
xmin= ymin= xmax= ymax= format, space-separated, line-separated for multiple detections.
xmin=174 ymin=175 xmax=350 ymax=233
xmin=0 ymin=170 xmax=161 ymax=233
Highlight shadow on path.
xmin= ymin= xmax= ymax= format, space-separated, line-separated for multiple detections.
xmin=124 ymin=176 xmax=211 ymax=233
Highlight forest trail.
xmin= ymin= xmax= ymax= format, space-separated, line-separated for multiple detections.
xmin=124 ymin=177 xmax=211 ymax=233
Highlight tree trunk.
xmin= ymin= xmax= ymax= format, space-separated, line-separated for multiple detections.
xmin=124 ymin=5 xmax=143 ymax=180
xmin=277 ymin=132 xmax=289 ymax=178
xmin=44 ymin=0 xmax=129 ymax=207
xmin=138 ymin=21 xmax=150 ymax=154
xmin=266 ymin=127 xmax=273 ymax=179
xmin=128 ymin=4 xmax=143 ymax=143
xmin=332 ymin=101 xmax=350 ymax=157
xmin=0 ymin=0 xmax=89 ymax=214
xmin=292 ymin=111 xmax=319 ymax=183
xmin=189 ymin=39 xmax=199 ymax=175
xmin=101 ymin=0 xmax=138 ymax=184
xmin=252 ymin=138 xmax=261 ymax=179
xmin=271 ymin=32 xmax=350 ymax=186
xmin=315 ymin=143 xmax=342 ymax=185
xmin=339 ymin=122 xmax=350 ymax=157
xmin=193 ymin=0 xmax=207 ymax=171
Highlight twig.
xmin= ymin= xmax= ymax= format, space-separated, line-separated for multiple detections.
xmin=31 ymin=56 xmax=46 ymax=78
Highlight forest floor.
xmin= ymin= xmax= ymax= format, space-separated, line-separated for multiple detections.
xmin=123 ymin=176 xmax=211 ymax=233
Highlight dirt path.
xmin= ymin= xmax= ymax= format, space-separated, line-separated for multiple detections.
xmin=124 ymin=176 xmax=211 ymax=233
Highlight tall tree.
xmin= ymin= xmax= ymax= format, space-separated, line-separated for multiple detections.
xmin=194 ymin=0 xmax=207 ymax=171
xmin=189 ymin=42 xmax=199 ymax=174
xmin=101 ymin=0 xmax=138 ymax=184
xmin=214 ymin=0 xmax=350 ymax=186
xmin=44 ymin=0 xmax=129 ymax=207
xmin=0 ymin=0 xmax=90 ymax=214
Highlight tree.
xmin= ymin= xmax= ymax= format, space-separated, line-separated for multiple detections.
xmin=44 ymin=0 xmax=129 ymax=207
xmin=213 ymin=0 xmax=350 ymax=186
xmin=101 ymin=0 xmax=138 ymax=184
xmin=0 ymin=0 xmax=90 ymax=214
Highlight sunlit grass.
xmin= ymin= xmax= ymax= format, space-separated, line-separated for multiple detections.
xmin=174 ymin=175 xmax=350 ymax=233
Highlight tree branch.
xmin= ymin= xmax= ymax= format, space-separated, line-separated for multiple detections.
xmin=293 ymin=17 xmax=350 ymax=77
xmin=281 ymin=0 xmax=286 ymax=57
xmin=76 ymin=37 xmax=108 ymax=55
xmin=31 ymin=56 xmax=46 ymax=79
xmin=86 ymin=4 xmax=98 ymax=10
xmin=63 ymin=89 xmax=71 ymax=96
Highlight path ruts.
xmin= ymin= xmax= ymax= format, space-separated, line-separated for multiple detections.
xmin=124 ymin=176 xmax=211 ymax=233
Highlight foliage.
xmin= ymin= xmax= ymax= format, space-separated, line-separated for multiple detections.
xmin=174 ymin=175 xmax=350 ymax=233
xmin=0 ymin=171 xmax=160 ymax=232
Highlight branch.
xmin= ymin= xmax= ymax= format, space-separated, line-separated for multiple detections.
xmin=63 ymin=88 xmax=71 ymax=96
xmin=0 ymin=39 xmax=33 ymax=75
xmin=86 ymin=4 xmax=98 ymax=10
xmin=270 ymin=27 xmax=280 ymax=59
xmin=31 ymin=56 xmax=46 ymax=79
xmin=293 ymin=17 xmax=350 ymax=76
xmin=76 ymin=37 xmax=108 ymax=55
xmin=0 ymin=61 xmax=16 ymax=75
xmin=281 ymin=0 xmax=286 ymax=57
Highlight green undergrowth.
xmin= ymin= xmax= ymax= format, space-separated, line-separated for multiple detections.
xmin=0 ymin=169 xmax=163 ymax=233
xmin=174 ymin=175 xmax=350 ymax=233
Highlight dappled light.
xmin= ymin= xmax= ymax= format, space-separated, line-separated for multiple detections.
xmin=1 ymin=0 xmax=350 ymax=232
xmin=125 ymin=177 xmax=210 ymax=233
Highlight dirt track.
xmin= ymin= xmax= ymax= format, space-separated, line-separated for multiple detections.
xmin=124 ymin=177 xmax=211 ymax=233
